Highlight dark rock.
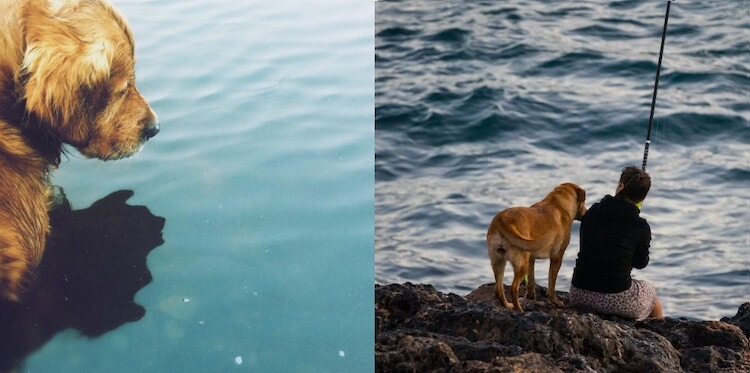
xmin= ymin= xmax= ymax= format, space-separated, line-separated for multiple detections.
xmin=721 ymin=302 xmax=750 ymax=338
xmin=639 ymin=318 xmax=749 ymax=351
xmin=375 ymin=283 xmax=750 ymax=372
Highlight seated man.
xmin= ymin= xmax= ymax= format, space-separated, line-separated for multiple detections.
xmin=569 ymin=166 xmax=662 ymax=320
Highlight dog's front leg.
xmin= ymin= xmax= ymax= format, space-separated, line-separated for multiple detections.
xmin=547 ymin=256 xmax=564 ymax=307
xmin=0 ymin=238 xmax=32 ymax=301
xmin=0 ymin=168 xmax=50 ymax=302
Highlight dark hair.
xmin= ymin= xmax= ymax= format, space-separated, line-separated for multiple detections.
xmin=617 ymin=166 xmax=651 ymax=203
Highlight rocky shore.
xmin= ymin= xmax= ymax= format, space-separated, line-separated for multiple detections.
xmin=375 ymin=283 xmax=749 ymax=372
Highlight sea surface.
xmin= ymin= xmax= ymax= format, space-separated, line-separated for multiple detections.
xmin=376 ymin=0 xmax=749 ymax=321
xmin=12 ymin=0 xmax=374 ymax=371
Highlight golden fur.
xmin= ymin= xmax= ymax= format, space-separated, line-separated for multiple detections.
xmin=0 ymin=0 xmax=158 ymax=300
xmin=486 ymin=183 xmax=587 ymax=312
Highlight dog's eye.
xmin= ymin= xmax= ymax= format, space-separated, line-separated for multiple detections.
xmin=119 ymin=85 xmax=128 ymax=96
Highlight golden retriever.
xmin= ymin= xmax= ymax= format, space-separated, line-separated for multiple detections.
xmin=486 ymin=183 xmax=586 ymax=311
xmin=0 ymin=0 xmax=158 ymax=301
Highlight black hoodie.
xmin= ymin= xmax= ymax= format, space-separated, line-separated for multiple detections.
xmin=571 ymin=195 xmax=651 ymax=293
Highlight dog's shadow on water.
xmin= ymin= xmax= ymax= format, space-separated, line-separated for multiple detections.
xmin=0 ymin=189 xmax=165 ymax=371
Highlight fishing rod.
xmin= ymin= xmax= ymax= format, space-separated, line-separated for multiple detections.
xmin=642 ymin=0 xmax=672 ymax=171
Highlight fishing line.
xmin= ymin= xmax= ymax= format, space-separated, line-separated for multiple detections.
xmin=642 ymin=0 xmax=672 ymax=171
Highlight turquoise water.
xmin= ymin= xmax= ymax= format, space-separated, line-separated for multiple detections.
xmin=13 ymin=0 xmax=374 ymax=371
xmin=376 ymin=0 xmax=749 ymax=320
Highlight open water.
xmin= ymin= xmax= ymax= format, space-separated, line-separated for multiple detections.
xmin=376 ymin=0 xmax=749 ymax=321
xmin=5 ymin=0 xmax=374 ymax=371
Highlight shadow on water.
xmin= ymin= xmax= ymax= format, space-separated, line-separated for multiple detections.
xmin=0 ymin=190 xmax=165 ymax=372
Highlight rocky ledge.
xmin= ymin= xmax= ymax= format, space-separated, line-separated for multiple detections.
xmin=375 ymin=283 xmax=749 ymax=372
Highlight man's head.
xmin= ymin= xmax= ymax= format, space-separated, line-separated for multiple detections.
xmin=615 ymin=165 xmax=651 ymax=203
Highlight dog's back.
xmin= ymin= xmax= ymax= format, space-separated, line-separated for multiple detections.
xmin=488 ymin=199 xmax=566 ymax=256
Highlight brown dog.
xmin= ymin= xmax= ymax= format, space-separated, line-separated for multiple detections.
xmin=486 ymin=183 xmax=586 ymax=311
xmin=0 ymin=0 xmax=158 ymax=300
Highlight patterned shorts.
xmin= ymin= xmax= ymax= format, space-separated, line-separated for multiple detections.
xmin=569 ymin=279 xmax=657 ymax=320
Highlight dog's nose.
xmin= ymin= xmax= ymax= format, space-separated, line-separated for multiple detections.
xmin=143 ymin=122 xmax=160 ymax=140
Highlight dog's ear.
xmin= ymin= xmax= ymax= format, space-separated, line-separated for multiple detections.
xmin=18 ymin=0 xmax=116 ymax=141
xmin=575 ymin=186 xmax=586 ymax=203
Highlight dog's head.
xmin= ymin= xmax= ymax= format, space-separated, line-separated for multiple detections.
xmin=17 ymin=0 xmax=158 ymax=160
xmin=560 ymin=183 xmax=587 ymax=221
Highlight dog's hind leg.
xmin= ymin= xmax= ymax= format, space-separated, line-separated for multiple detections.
xmin=525 ymin=257 xmax=536 ymax=300
xmin=510 ymin=254 xmax=530 ymax=312
xmin=487 ymin=234 xmax=512 ymax=309
xmin=491 ymin=257 xmax=512 ymax=309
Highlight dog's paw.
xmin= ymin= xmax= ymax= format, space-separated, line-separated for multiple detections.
xmin=550 ymin=298 xmax=564 ymax=307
